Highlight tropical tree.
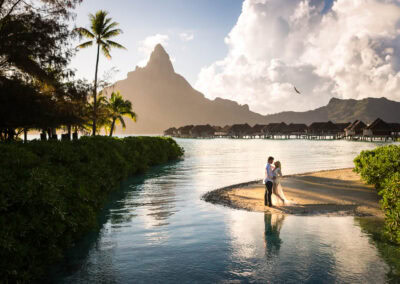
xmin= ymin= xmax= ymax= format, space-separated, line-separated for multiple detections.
xmin=75 ymin=10 xmax=126 ymax=136
xmin=106 ymin=91 xmax=137 ymax=137
xmin=0 ymin=0 xmax=84 ymax=141
xmin=84 ymin=91 xmax=110 ymax=135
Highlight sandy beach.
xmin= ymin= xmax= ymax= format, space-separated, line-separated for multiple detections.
xmin=203 ymin=168 xmax=384 ymax=217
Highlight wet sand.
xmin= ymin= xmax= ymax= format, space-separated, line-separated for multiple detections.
xmin=203 ymin=168 xmax=383 ymax=217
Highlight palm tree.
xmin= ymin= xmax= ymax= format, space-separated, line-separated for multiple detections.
xmin=85 ymin=91 xmax=111 ymax=135
xmin=75 ymin=10 xmax=126 ymax=136
xmin=106 ymin=91 xmax=137 ymax=137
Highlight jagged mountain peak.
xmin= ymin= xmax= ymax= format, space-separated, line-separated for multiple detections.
xmin=145 ymin=43 xmax=174 ymax=74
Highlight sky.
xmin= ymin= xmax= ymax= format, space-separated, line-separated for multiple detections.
xmin=70 ymin=0 xmax=243 ymax=87
xmin=71 ymin=0 xmax=400 ymax=115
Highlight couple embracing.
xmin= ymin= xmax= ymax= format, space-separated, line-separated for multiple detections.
xmin=264 ymin=156 xmax=288 ymax=207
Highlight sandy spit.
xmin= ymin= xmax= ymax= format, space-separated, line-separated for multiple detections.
xmin=202 ymin=168 xmax=384 ymax=217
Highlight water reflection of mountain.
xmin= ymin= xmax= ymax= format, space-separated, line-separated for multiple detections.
xmin=141 ymin=179 xmax=179 ymax=227
xmin=109 ymin=163 xmax=180 ymax=228
xmin=264 ymin=214 xmax=285 ymax=257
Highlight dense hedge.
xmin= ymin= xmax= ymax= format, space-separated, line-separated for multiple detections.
xmin=0 ymin=136 xmax=184 ymax=282
xmin=354 ymin=145 xmax=400 ymax=244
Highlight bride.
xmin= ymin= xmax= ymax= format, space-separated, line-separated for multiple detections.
xmin=272 ymin=161 xmax=289 ymax=205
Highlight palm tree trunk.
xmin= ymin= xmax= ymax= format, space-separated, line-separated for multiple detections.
xmin=23 ymin=128 xmax=27 ymax=143
xmin=109 ymin=118 xmax=116 ymax=137
xmin=92 ymin=42 xmax=101 ymax=136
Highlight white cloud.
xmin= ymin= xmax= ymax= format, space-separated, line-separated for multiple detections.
xmin=137 ymin=34 xmax=169 ymax=67
xmin=195 ymin=0 xmax=400 ymax=115
xmin=179 ymin=32 xmax=194 ymax=42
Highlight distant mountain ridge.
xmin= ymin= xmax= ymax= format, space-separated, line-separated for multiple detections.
xmin=106 ymin=44 xmax=400 ymax=134
xmin=264 ymin=97 xmax=400 ymax=125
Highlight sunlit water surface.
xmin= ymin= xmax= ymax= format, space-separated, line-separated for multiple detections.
xmin=53 ymin=139 xmax=399 ymax=283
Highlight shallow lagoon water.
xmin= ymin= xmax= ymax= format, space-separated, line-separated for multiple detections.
xmin=54 ymin=139 xmax=399 ymax=283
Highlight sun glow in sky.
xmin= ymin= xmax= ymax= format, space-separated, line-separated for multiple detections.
xmin=71 ymin=0 xmax=400 ymax=115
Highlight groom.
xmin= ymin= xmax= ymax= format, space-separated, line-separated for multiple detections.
xmin=264 ymin=156 xmax=274 ymax=207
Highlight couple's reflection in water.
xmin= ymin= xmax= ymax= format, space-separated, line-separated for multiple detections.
xmin=264 ymin=213 xmax=285 ymax=257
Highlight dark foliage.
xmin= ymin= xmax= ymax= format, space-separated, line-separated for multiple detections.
xmin=0 ymin=136 xmax=184 ymax=282
xmin=0 ymin=0 xmax=87 ymax=140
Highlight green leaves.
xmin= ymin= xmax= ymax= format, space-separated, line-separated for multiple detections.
xmin=354 ymin=145 xmax=400 ymax=245
xmin=75 ymin=10 xmax=126 ymax=58
xmin=104 ymin=91 xmax=137 ymax=136
xmin=0 ymin=136 xmax=183 ymax=282
xmin=380 ymin=173 xmax=400 ymax=244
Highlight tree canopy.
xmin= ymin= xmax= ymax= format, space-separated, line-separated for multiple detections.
xmin=0 ymin=0 xmax=86 ymax=140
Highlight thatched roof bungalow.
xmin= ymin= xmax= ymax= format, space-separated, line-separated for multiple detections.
xmin=283 ymin=123 xmax=308 ymax=134
xmin=164 ymin=127 xmax=177 ymax=136
xmin=252 ymin=124 xmax=267 ymax=135
xmin=177 ymin=125 xmax=194 ymax=137
xmin=345 ymin=120 xmax=366 ymax=136
xmin=190 ymin=124 xmax=215 ymax=137
xmin=335 ymin=122 xmax=352 ymax=134
xmin=213 ymin=125 xmax=231 ymax=136
xmin=308 ymin=121 xmax=339 ymax=134
xmin=228 ymin=123 xmax=253 ymax=137
xmin=263 ymin=122 xmax=287 ymax=134
xmin=389 ymin=123 xmax=400 ymax=136
xmin=363 ymin=118 xmax=392 ymax=136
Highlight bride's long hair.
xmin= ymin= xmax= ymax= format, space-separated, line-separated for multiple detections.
xmin=275 ymin=161 xmax=281 ymax=170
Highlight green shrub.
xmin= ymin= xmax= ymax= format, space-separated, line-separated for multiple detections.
xmin=354 ymin=145 xmax=400 ymax=191
xmin=380 ymin=173 xmax=400 ymax=244
xmin=354 ymin=145 xmax=400 ymax=245
xmin=0 ymin=136 xmax=183 ymax=282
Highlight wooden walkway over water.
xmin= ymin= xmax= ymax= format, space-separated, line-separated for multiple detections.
xmin=173 ymin=133 xmax=398 ymax=142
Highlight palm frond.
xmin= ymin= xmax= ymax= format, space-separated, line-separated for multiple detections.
xmin=102 ymin=22 xmax=120 ymax=35
xmin=76 ymin=40 xmax=93 ymax=49
xmin=101 ymin=44 xmax=111 ymax=59
xmin=91 ymin=10 xmax=109 ymax=35
xmin=102 ymin=29 xmax=123 ymax=39
xmin=127 ymin=111 xmax=137 ymax=122
xmin=75 ymin=27 xmax=95 ymax=39
xmin=117 ymin=115 xmax=126 ymax=129
xmin=102 ymin=17 xmax=113 ymax=30
xmin=106 ymin=40 xmax=126 ymax=50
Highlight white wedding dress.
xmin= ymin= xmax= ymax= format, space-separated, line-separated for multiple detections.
xmin=272 ymin=168 xmax=290 ymax=206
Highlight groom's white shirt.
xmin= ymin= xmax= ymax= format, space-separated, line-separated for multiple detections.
xmin=265 ymin=163 xmax=274 ymax=183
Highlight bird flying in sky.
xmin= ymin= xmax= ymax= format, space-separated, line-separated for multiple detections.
xmin=294 ymin=86 xmax=301 ymax=95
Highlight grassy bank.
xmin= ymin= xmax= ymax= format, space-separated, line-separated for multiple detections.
xmin=0 ymin=136 xmax=184 ymax=282
xmin=354 ymin=145 xmax=400 ymax=245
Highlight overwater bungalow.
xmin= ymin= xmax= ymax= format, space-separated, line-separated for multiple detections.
xmin=214 ymin=125 xmax=229 ymax=137
xmin=335 ymin=122 xmax=352 ymax=136
xmin=363 ymin=118 xmax=392 ymax=136
xmin=263 ymin=122 xmax=287 ymax=135
xmin=389 ymin=123 xmax=400 ymax=137
xmin=190 ymin=124 xmax=215 ymax=138
xmin=308 ymin=121 xmax=339 ymax=134
xmin=283 ymin=123 xmax=308 ymax=135
xmin=165 ymin=117 xmax=399 ymax=141
xmin=345 ymin=120 xmax=366 ymax=136
xmin=252 ymin=124 xmax=267 ymax=137
xmin=177 ymin=125 xmax=194 ymax=137
xmin=228 ymin=123 xmax=253 ymax=138
xmin=164 ymin=127 xmax=177 ymax=136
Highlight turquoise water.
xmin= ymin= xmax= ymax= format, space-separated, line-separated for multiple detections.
xmin=54 ymin=139 xmax=399 ymax=283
